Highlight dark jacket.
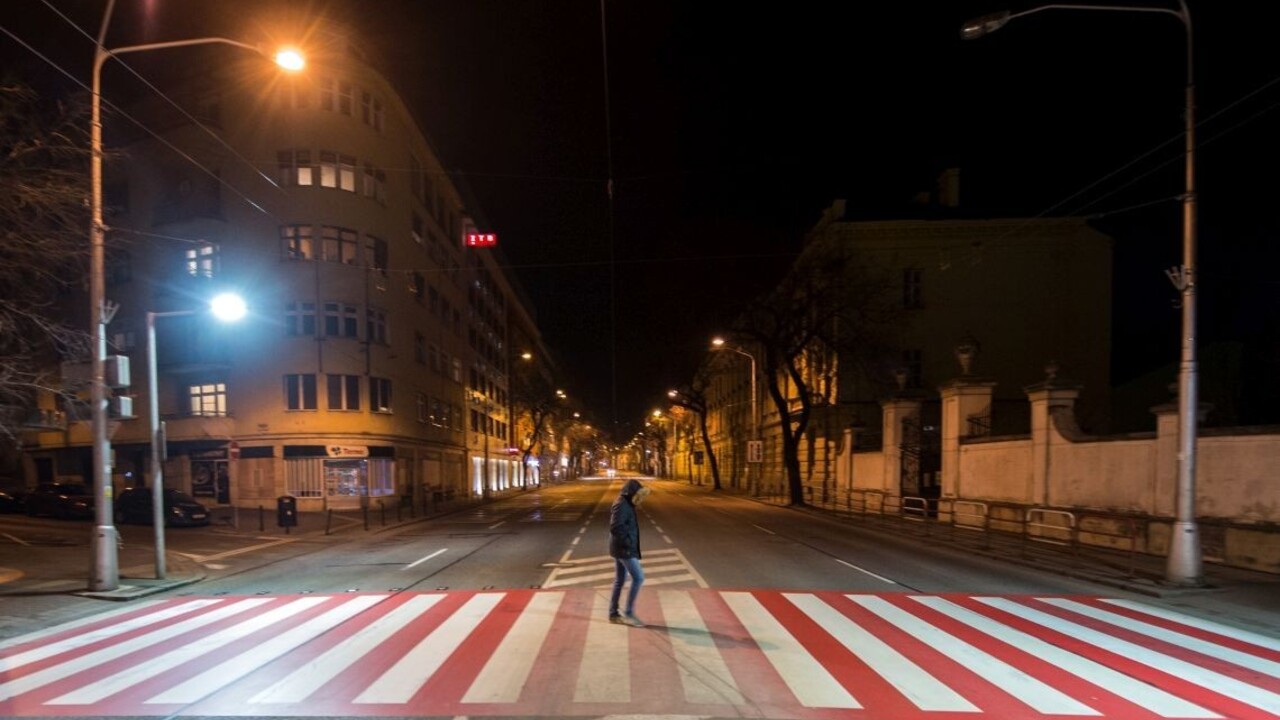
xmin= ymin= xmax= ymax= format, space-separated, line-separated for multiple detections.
xmin=609 ymin=479 xmax=643 ymax=559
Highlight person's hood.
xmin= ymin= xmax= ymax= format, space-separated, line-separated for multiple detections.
xmin=620 ymin=479 xmax=644 ymax=498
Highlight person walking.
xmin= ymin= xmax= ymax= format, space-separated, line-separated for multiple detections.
xmin=608 ymin=478 xmax=650 ymax=626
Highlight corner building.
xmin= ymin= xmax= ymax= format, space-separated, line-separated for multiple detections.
xmin=23 ymin=25 xmax=537 ymax=512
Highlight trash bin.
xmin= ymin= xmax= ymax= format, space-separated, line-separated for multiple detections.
xmin=276 ymin=495 xmax=297 ymax=529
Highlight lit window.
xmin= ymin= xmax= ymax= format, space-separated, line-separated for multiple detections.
xmin=285 ymin=374 xmax=317 ymax=410
xmin=319 ymin=151 xmax=338 ymax=188
xmin=370 ymin=377 xmax=392 ymax=413
xmin=281 ymin=224 xmax=314 ymax=260
xmin=188 ymin=382 xmax=227 ymax=416
xmin=339 ymin=154 xmax=356 ymax=192
xmin=185 ymin=244 xmax=217 ymax=278
xmin=285 ymin=301 xmax=316 ymax=336
xmin=278 ymin=149 xmax=313 ymax=186
xmin=327 ymin=374 xmax=360 ymax=410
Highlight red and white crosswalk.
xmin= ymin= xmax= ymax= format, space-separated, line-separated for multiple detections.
xmin=1 ymin=589 xmax=1277 ymax=718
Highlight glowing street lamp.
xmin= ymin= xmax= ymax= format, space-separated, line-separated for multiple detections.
xmin=146 ymin=293 xmax=247 ymax=578
xmin=88 ymin=0 xmax=304 ymax=590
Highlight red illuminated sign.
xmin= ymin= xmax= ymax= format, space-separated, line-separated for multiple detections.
xmin=465 ymin=232 xmax=497 ymax=248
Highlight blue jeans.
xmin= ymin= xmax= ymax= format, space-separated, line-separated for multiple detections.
xmin=609 ymin=556 xmax=644 ymax=616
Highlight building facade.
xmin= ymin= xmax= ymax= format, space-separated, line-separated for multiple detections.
xmin=22 ymin=25 xmax=544 ymax=513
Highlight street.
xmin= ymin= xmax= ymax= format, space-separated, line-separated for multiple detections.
xmin=0 ymin=476 xmax=1278 ymax=719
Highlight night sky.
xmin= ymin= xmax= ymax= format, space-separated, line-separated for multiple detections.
xmin=5 ymin=1 xmax=1278 ymax=437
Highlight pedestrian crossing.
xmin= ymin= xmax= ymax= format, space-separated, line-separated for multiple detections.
xmin=541 ymin=547 xmax=707 ymax=588
xmin=1 ymin=588 xmax=1277 ymax=719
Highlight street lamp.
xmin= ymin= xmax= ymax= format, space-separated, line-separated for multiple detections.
xmin=711 ymin=337 xmax=760 ymax=489
xmin=87 ymin=0 xmax=303 ymax=590
xmin=147 ymin=293 xmax=246 ymax=578
xmin=962 ymin=1 xmax=1201 ymax=585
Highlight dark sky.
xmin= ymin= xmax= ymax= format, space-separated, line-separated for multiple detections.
xmin=5 ymin=1 xmax=1279 ymax=436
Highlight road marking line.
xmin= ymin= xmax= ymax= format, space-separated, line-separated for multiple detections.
xmin=576 ymin=593 xmax=630 ymax=702
xmin=489 ymin=521 xmax=506 ymax=529
xmin=405 ymin=548 xmax=447 ymax=570
xmin=835 ymin=558 xmax=896 ymax=584
xmin=660 ymin=590 xmax=744 ymax=705
xmin=752 ymin=524 xmax=776 ymax=535
xmin=464 ymin=592 xmax=565 ymax=703
xmin=1 ymin=533 xmax=29 ymax=546
xmin=180 ymin=537 xmax=298 ymax=563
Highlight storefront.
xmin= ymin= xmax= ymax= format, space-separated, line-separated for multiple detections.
xmin=283 ymin=445 xmax=395 ymax=510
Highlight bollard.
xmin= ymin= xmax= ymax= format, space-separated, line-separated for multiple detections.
xmin=258 ymin=505 xmax=264 ymax=532
xmin=379 ymin=500 xmax=385 ymax=526
xmin=363 ymin=504 xmax=369 ymax=531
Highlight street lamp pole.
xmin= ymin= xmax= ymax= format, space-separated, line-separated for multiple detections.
xmin=87 ymin=0 xmax=303 ymax=590
xmin=712 ymin=338 xmax=759 ymax=489
xmin=962 ymin=1 xmax=1200 ymax=585
xmin=146 ymin=294 xmax=246 ymax=579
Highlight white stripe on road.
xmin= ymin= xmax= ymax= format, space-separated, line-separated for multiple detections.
xmin=1042 ymin=598 xmax=1280 ymax=679
xmin=0 ymin=599 xmax=220 ymax=671
xmin=575 ymin=593 xmax=630 ymax=703
xmin=463 ymin=592 xmax=565 ymax=703
xmin=914 ymin=596 xmax=1217 ymax=718
xmin=660 ymin=590 xmax=744 ymax=706
xmin=787 ymin=594 xmax=976 ymax=712
xmin=405 ymin=548 xmax=447 ymax=569
xmin=721 ymin=591 xmax=859 ymax=709
xmin=0 ymin=599 xmax=168 ymax=652
xmin=141 ymin=596 xmax=387 ymax=705
xmin=46 ymin=598 xmax=327 ymax=705
xmin=251 ymin=594 xmax=444 ymax=704
xmin=1100 ymin=598 xmax=1280 ymax=653
xmin=987 ymin=597 xmax=1280 ymax=714
xmin=853 ymin=595 xmax=1097 ymax=716
xmin=0 ymin=598 xmax=271 ymax=702
xmin=355 ymin=593 xmax=503 ymax=704
xmin=835 ymin=558 xmax=897 ymax=585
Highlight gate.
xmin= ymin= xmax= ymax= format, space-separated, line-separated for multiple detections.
xmin=900 ymin=416 xmax=941 ymax=514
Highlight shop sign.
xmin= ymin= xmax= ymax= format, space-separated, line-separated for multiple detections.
xmin=327 ymin=445 xmax=369 ymax=458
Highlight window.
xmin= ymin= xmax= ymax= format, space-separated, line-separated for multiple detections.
xmin=451 ymin=403 xmax=462 ymax=431
xmin=327 ymin=374 xmax=360 ymax=410
xmin=319 ymin=151 xmax=338 ymax=188
xmin=285 ymin=301 xmax=316 ymax=336
xmin=431 ymin=397 xmax=444 ymax=427
xmin=366 ymin=307 xmax=388 ymax=345
xmin=363 ymin=164 xmax=378 ymax=199
xmin=285 ymin=374 xmax=317 ymax=410
xmin=324 ymin=302 xmax=359 ymax=338
xmin=410 ymin=272 xmax=425 ymax=301
xmin=414 ymin=332 xmax=426 ymax=364
xmin=904 ymin=268 xmax=923 ymax=308
xmin=417 ymin=393 xmax=429 ymax=423
xmin=105 ymin=249 xmax=132 ymax=284
xmin=319 ymin=77 xmax=335 ymax=112
xmin=188 ymin=382 xmax=227 ymax=416
xmin=278 ymin=150 xmax=314 ymax=186
xmin=428 ymin=285 xmax=440 ymax=315
xmin=902 ymin=349 xmax=923 ymax=389
xmin=339 ymin=154 xmax=356 ymax=192
xmin=451 ymin=357 xmax=463 ymax=383
xmin=411 ymin=212 xmax=425 ymax=245
xmin=410 ymin=155 xmax=423 ymax=202
xmin=185 ymin=244 xmax=217 ymax=278
xmin=429 ymin=344 xmax=441 ymax=374
xmin=361 ymin=91 xmax=384 ymax=131
xmin=365 ymin=235 xmax=388 ymax=271
xmin=281 ymin=224 xmax=314 ymax=260
xmin=322 ymin=226 xmax=359 ymax=264
xmin=338 ymin=82 xmax=354 ymax=116
xmin=370 ymin=377 xmax=392 ymax=413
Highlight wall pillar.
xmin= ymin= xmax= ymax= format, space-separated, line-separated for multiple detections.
xmin=1025 ymin=370 xmax=1081 ymax=507
xmin=880 ymin=395 xmax=922 ymax=500
xmin=938 ymin=378 xmax=996 ymax=501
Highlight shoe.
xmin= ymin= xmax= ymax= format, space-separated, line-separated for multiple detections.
xmin=608 ymin=614 xmax=624 ymax=624
xmin=622 ymin=613 xmax=645 ymax=628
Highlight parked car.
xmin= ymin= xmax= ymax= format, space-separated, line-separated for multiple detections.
xmin=0 ymin=489 xmax=24 ymax=513
xmin=115 ymin=487 xmax=210 ymax=527
xmin=24 ymin=482 xmax=94 ymax=519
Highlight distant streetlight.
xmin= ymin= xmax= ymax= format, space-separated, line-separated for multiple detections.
xmin=711 ymin=337 xmax=760 ymax=488
xmin=88 ymin=0 xmax=304 ymax=591
xmin=962 ymin=1 xmax=1202 ymax=587
xmin=520 ymin=351 xmax=533 ymax=361
xmin=147 ymin=293 xmax=247 ymax=578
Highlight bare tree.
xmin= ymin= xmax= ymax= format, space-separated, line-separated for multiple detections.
xmin=731 ymin=237 xmax=898 ymax=506
xmin=509 ymin=359 xmax=562 ymax=483
xmin=0 ymin=82 xmax=93 ymax=441
xmin=668 ymin=369 xmax=723 ymax=490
